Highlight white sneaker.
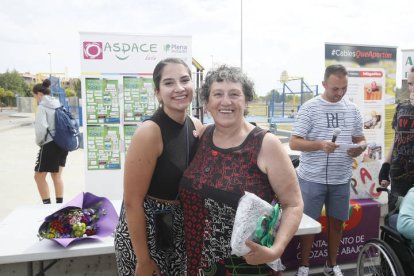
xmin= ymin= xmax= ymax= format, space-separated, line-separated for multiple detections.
xmin=296 ymin=266 xmax=309 ymax=276
xmin=323 ymin=264 xmax=344 ymax=276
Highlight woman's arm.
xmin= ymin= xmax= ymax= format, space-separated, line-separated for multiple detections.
xmin=34 ymin=107 xmax=48 ymax=146
xmin=123 ymin=121 xmax=162 ymax=275
xmin=245 ymin=133 xmax=304 ymax=264
xmin=397 ymin=189 xmax=414 ymax=241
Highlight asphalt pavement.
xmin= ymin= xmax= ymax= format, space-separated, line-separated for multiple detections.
xmin=0 ymin=108 xmax=85 ymax=221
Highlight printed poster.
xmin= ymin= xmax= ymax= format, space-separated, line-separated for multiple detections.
xmin=123 ymin=76 xmax=156 ymax=122
xmin=85 ymin=78 xmax=102 ymax=124
xmin=399 ymin=49 xmax=414 ymax=102
xmin=87 ymin=125 xmax=121 ymax=170
xmin=85 ymin=78 xmax=120 ymax=124
xmin=402 ymin=49 xmax=414 ymax=80
xmin=347 ymin=68 xmax=385 ymax=152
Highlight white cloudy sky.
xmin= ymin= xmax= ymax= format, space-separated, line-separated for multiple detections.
xmin=0 ymin=0 xmax=412 ymax=96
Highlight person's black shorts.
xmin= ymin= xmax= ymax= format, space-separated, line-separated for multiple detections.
xmin=34 ymin=141 xmax=68 ymax=173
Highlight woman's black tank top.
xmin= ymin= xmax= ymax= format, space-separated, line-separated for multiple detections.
xmin=146 ymin=108 xmax=198 ymax=200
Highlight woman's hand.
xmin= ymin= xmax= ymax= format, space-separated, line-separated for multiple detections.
xmin=243 ymin=240 xmax=282 ymax=265
xmin=135 ymin=258 xmax=161 ymax=276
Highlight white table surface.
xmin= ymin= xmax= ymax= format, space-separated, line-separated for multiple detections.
xmin=0 ymin=200 xmax=320 ymax=265
xmin=0 ymin=200 xmax=122 ymax=265
xmin=295 ymin=214 xmax=321 ymax=236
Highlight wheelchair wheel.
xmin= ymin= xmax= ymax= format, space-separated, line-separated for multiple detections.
xmin=357 ymin=239 xmax=405 ymax=276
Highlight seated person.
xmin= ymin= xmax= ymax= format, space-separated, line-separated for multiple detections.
xmin=397 ymin=187 xmax=414 ymax=249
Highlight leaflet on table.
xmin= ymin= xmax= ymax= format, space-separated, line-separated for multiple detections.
xmin=87 ymin=125 xmax=121 ymax=170
xmin=85 ymin=78 xmax=120 ymax=124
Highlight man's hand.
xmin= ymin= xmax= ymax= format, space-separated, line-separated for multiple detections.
xmin=347 ymin=144 xmax=366 ymax=158
xmin=321 ymin=141 xmax=339 ymax=154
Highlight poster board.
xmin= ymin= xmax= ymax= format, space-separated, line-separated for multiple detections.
xmin=80 ymin=32 xmax=192 ymax=199
xmin=402 ymin=49 xmax=414 ymax=80
xmin=283 ymin=199 xmax=380 ymax=268
xmin=324 ymin=43 xmax=397 ymax=200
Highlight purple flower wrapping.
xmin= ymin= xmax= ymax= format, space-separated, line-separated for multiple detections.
xmin=38 ymin=192 xmax=119 ymax=247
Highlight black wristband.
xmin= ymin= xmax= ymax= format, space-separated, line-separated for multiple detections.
xmin=379 ymin=162 xmax=390 ymax=182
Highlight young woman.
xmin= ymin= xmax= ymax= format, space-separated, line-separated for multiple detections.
xmin=114 ymin=58 xmax=203 ymax=276
xmin=33 ymin=79 xmax=67 ymax=204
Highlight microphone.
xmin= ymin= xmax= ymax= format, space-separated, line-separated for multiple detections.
xmin=331 ymin=128 xmax=341 ymax=143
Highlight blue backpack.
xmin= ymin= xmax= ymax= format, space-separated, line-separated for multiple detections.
xmin=47 ymin=106 xmax=80 ymax=151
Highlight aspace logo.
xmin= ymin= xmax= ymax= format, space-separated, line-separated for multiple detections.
xmin=83 ymin=40 xmax=188 ymax=60
xmin=83 ymin=42 xmax=103 ymax=59
xmin=103 ymin=42 xmax=157 ymax=60
xmin=163 ymin=44 xmax=188 ymax=54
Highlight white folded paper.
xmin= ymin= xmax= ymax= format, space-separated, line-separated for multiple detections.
xmin=337 ymin=143 xmax=367 ymax=150
xmin=230 ymin=191 xmax=285 ymax=271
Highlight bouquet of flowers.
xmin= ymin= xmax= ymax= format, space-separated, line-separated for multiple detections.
xmin=38 ymin=192 xmax=118 ymax=247
xmin=231 ymin=191 xmax=285 ymax=271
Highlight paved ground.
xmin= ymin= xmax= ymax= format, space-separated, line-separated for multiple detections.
xmin=0 ymin=108 xmax=85 ymax=221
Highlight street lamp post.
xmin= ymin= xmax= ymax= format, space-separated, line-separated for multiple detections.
xmin=240 ymin=0 xmax=243 ymax=71
xmin=48 ymin=52 xmax=52 ymax=77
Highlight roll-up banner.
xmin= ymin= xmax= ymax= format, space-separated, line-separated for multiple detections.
xmin=402 ymin=49 xmax=414 ymax=80
xmin=80 ymin=32 xmax=192 ymax=199
xmin=400 ymin=49 xmax=414 ymax=102
xmin=325 ymin=43 xmax=396 ymax=200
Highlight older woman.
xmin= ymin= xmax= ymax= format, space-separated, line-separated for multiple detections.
xmin=179 ymin=65 xmax=303 ymax=275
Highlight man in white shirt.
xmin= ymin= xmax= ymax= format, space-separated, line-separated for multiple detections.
xmin=290 ymin=64 xmax=366 ymax=276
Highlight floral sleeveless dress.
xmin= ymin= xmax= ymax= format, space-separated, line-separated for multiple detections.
xmin=179 ymin=125 xmax=279 ymax=276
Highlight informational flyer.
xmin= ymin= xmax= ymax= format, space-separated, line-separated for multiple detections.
xmin=102 ymin=79 xmax=120 ymax=123
xmin=85 ymin=78 xmax=120 ymax=124
xmin=87 ymin=125 xmax=121 ymax=170
xmin=123 ymin=124 xmax=139 ymax=153
xmin=123 ymin=76 xmax=156 ymax=122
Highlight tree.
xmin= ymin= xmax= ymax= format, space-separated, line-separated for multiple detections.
xmin=65 ymin=88 xmax=76 ymax=97
xmin=0 ymin=87 xmax=15 ymax=110
xmin=264 ymin=89 xmax=281 ymax=103
xmin=0 ymin=70 xmax=30 ymax=96
xmin=73 ymin=78 xmax=82 ymax=98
